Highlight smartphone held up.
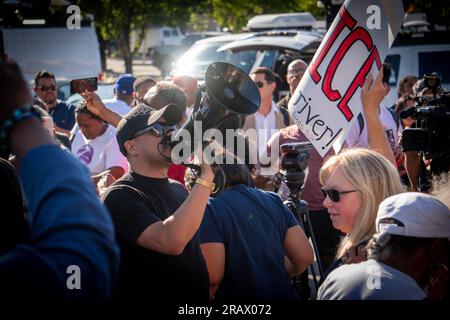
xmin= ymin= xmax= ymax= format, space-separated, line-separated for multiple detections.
xmin=70 ymin=77 xmax=98 ymax=95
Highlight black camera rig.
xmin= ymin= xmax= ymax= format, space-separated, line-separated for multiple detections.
xmin=279 ymin=142 xmax=312 ymax=196
xmin=401 ymin=74 xmax=450 ymax=167
xmin=279 ymin=142 xmax=323 ymax=299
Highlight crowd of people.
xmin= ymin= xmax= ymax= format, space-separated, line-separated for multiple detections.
xmin=0 ymin=52 xmax=449 ymax=301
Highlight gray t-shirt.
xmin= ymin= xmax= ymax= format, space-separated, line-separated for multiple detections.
xmin=317 ymin=259 xmax=426 ymax=300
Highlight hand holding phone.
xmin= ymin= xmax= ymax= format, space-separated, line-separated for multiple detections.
xmin=70 ymin=77 xmax=98 ymax=95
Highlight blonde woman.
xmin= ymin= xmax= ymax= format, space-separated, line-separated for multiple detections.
xmin=320 ymin=148 xmax=405 ymax=260
xmin=319 ymin=68 xmax=405 ymax=280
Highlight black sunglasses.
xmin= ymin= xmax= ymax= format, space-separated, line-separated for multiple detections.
xmin=133 ymin=122 xmax=176 ymax=138
xmin=321 ymin=188 xmax=357 ymax=202
xmin=254 ymin=81 xmax=265 ymax=88
xmin=37 ymin=85 xmax=57 ymax=92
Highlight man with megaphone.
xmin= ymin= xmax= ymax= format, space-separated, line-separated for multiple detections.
xmin=101 ymin=102 xmax=214 ymax=301
xmin=100 ymin=62 xmax=261 ymax=300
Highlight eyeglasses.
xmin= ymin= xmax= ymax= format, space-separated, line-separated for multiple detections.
xmin=37 ymin=85 xmax=57 ymax=92
xmin=288 ymin=68 xmax=306 ymax=77
xmin=321 ymin=188 xmax=358 ymax=202
xmin=133 ymin=122 xmax=176 ymax=138
xmin=254 ymin=81 xmax=265 ymax=88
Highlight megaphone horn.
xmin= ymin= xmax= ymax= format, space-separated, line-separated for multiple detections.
xmin=171 ymin=62 xmax=261 ymax=151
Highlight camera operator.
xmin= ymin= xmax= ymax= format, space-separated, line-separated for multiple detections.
xmin=402 ymin=74 xmax=450 ymax=191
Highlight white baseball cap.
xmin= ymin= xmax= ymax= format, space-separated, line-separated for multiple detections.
xmin=376 ymin=192 xmax=450 ymax=239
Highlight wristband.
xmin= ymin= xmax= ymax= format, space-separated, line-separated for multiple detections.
xmin=0 ymin=104 xmax=41 ymax=156
xmin=195 ymin=177 xmax=215 ymax=192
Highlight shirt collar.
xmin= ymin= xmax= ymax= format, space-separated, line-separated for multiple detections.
xmin=256 ymin=100 xmax=277 ymax=118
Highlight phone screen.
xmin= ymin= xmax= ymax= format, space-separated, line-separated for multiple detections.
xmin=70 ymin=77 xmax=98 ymax=94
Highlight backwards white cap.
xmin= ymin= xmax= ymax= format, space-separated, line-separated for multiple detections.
xmin=376 ymin=192 xmax=450 ymax=239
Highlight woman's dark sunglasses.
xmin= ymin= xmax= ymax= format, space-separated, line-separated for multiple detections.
xmin=321 ymin=188 xmax=357 ymax=202
xmin=133 ymin=122 xmax=176 ymax=138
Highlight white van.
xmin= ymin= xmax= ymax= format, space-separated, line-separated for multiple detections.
xmin=134 ymin=26 xmax=185 ymax=56
xmin=1 ymin=27 xmax=102 ymax=83
xmin=383 ymin=31 xmax=450 ymax=107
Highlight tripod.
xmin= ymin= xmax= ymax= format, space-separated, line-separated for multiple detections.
xmin=282 ymin=171 xmax=323 ymax=300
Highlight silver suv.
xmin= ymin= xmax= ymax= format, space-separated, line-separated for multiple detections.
xmin=170 ymin=30 xmax=323 ymax=98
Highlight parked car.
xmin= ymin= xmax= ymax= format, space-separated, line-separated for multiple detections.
xmin=181 ymin=31 xmax=230 ymax=50
xmin=219 ymin=30 xmax=323 ymax=95
xmin=172 ymin=13 xmax=450 ymax=106
xmin=170 ymin=30 xmax=323 ymax=99
xmin=246 ymin=12 xmax=318 ymax=32
xmin=169 ymin=33 xmax=253 ymax=79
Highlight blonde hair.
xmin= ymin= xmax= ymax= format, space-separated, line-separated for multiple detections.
xmin=320 ymin=149 xmax=405 ymax=258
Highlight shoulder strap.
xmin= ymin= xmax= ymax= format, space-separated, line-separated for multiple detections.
xmin=357 ymin=113 xmax=365 ymax=136
xmin=386 ymin=105 xmax=400 ymax=131
xmin=279 ymin=106 xmax=291 ymax=127
xmin=357 ymin=107 xmax=400 ymax=137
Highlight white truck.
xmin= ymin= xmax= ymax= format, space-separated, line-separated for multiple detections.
xmin=133 ymin=26 xmax=185 ymax=57
xmin=1 ymin=27 xmax=102 ymax=84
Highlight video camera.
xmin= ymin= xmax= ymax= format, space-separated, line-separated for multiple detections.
xmin=400 ymin=73 xmax=450 ymax=161
xmin=279 ymin=141 xmax=324 ymax=295
xmin=279 ymin=142 xmax=313 ymax=195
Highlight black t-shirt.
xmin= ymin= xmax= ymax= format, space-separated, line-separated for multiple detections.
xmin=102 ymin=171 xmax=209 ymax=301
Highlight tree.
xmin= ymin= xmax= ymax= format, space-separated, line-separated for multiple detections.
xmin=403 ymin=0 xmax=450 ymax=29
xmin=77 ymin=0 xmax=203 ymax=73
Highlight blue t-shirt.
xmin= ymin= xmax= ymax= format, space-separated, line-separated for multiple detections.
xmin=49 ymin=100 xmax=76 ymax=131
xmin=199 ymin=184 xmax=300 ymax=301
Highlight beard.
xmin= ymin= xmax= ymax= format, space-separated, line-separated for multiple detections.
xmin=43 ymin=96 xmax=57 ymax=105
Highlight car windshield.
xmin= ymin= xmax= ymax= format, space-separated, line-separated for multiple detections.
xmin=170 ymin=42 xmax=259 ymax=78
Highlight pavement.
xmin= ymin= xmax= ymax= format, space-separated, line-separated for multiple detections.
xmin=106 ymin=57 xmax=163 ymax=79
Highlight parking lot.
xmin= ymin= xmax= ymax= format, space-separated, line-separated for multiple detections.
xmin=106 ymin=57 xmax=162 ymax=79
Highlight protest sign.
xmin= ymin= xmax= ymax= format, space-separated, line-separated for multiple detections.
xmin=288 ymin=0 xmax=404 ymax=157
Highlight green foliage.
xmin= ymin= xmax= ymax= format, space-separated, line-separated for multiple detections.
xmin=76 ymin=0 xmax=205 ymax=71
xmin=210 ymin=0 xmax=325 ymax=32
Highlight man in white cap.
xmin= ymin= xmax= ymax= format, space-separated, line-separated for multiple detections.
xmin=318 ymin=192 xmax=450 ymax=300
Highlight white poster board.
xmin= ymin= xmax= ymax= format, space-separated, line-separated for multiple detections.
xmin=288 ymin=0 xmax=404 ymax=157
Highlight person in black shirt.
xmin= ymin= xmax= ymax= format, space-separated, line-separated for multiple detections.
xmin=102 ymin=103 xmax=213 ymax=300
